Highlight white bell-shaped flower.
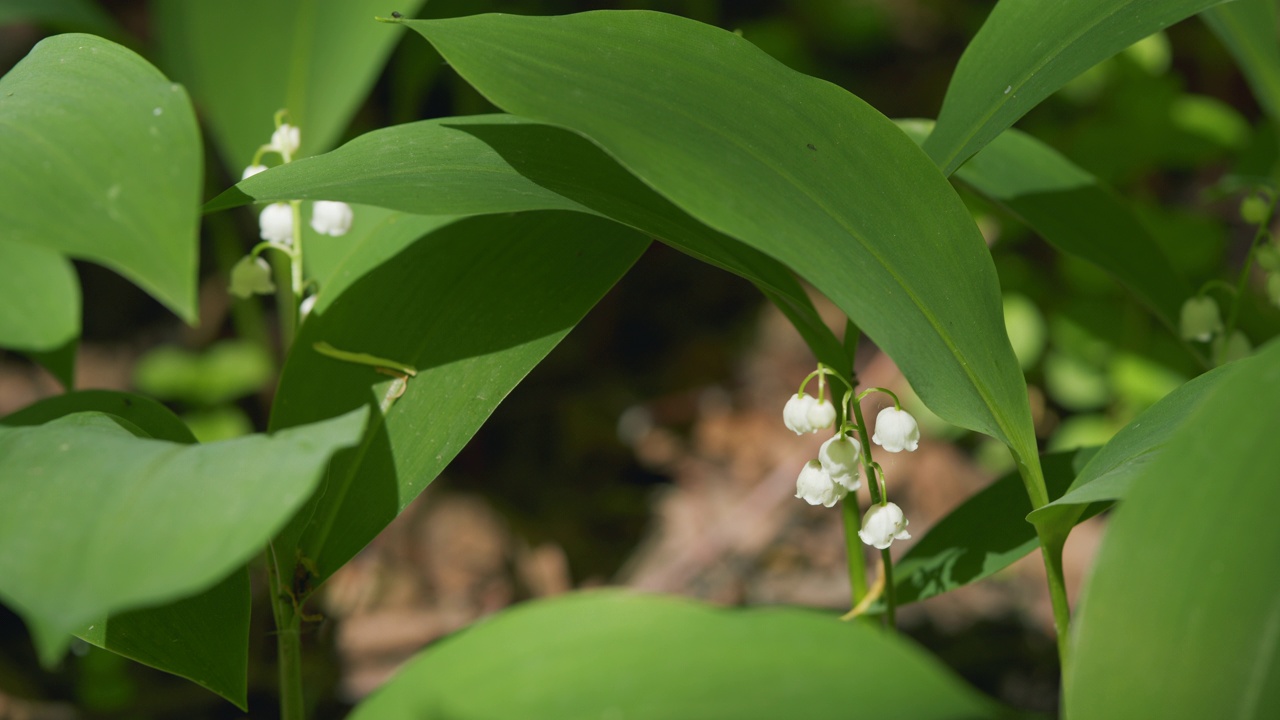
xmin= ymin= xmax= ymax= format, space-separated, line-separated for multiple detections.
xmin=794 ymin=459 xmax=846 ymax=508
xmin=270 ymin=123 xmax=300 ymax=157
xmin=228 ymin=256 xmax=275 ymax=299
xmin=858 ymin=502 xmax=911 ymax=549
xmin=241 ymin=164 xmax=268 ymax=180
xmin=1179 ymin=296 xmax=1222 ymax=342
xmin=783 ymin=393 xmax=816 ymax=434
xmin=807 ymin=397 xmax=836 ymax=431
xmin=259 ymin=202 xmax=294 ymax=245
xmin=819 ymin=433 xmax=861 ymax=491
xmin=310 ymin=200 xmax=354 ymax=237
xmin=872 ymin=407 xmax=919 ymax=453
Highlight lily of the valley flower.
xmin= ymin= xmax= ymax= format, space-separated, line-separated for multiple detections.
xmin=1179 ymin=296 xmax=1222 ymax=342
xmin=269 ymin=123 xmax=300 ymax=157
xmin=858 ymin=502 xmax=911 ymax=549
xmin=819 ymin=433 xmax=861 ymax=491
xmin=241 ymin=164 xmax=268 ymax=180
xmin=259 ymin=202 xmax=294 ymax=244
xmin=871 ymin=407 xmax=919 ymax=453
xmin=794 ymin=459 xmax=847 ymax=508
xmin=310 ymin=200 xmax=354 ymax=237
xmin=228 ymin=256 xmax=275 ymax=299
xmin=783 ymin=393 xmax=836 ymax=435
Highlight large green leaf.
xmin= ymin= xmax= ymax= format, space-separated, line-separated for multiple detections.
xmin=923 ymin=0 xmax=1230 ymax=175
xmin=350 ymin=590 xmax=1000 ymax=720
xmin=1 ymin=390 xmax=249 ymax=708
xmin=901 ymin=120 xmax=1190 ymax=331
xmin=0 ymin=34 xmax=201 ymax=323
xmin=891 ymin=449 xmax=1093 ymax=608
xmin=154 ymin=0 xmax=426 ymax=171
xmin=354 ymin=14 xmax=1039 ymax=489
xmin=269 ymin=211 xmax=647 ymax=590
xmin=1067 ymin=339 xmax=1280 ymax=718
xmin=0 ymin=408 xmax=366 ymax=666
xmin=1203 ymin=0 xmax=1280 ymax=124
xmin=0 ymin=240 xmax=78 ymax=355
xmin=1027 ymin=362 xmax=1238 ymax=535
xmin=209 ymin=114 xmax=849 ymax=371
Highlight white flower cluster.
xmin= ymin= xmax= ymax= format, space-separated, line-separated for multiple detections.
xmin=784 ymin=366 xmax=919 ymax=549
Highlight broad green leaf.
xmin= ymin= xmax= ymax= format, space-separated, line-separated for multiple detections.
xmin=1067 ymin=339 xmax=1280 ymax=718
xmin=351 ymin=590 xmax=1000 ymax=720
xmin=923 ymin=0 xmax=1230 ymax=175
xmin=1203 ymin=0 xmax=1280 ymax=123
xmin=0 ymin=34 xmax=201 ymax=323
xmin=154 ymin=0 xmax=426 ymax=171
xmin=78 ymin=570 xmax=250 ymax=711
xmin=269 ymin=211 xmax=647 ymax=590
xmin=209 ymin=114 xmax=849 ymax=371
xmin=354 ymin=14 xmax=1039 ymax=485
xmin=1027 ymin=362 xmax=1238 ymax=535
xmin=301 ymin=205 xmax=456 ymax=301
xmin=1 ymin=389 xmax=195 ymax=444
xmin=1 ymin=389 xmax=248 ymax=707
xmin=891 ymin=449 xmax=1094 ymax=608
xmin=0 ymin=408 xmax=366 ymax=665
xmin=0 ymin=239 xmax=79 ymax=353
xmin=901 ymin=120 xmax=1191 ymax=331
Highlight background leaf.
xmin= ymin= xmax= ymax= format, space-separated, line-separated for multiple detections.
xmin=1 ymin=389 xmax=195 ymax=443
xmin=350 ymin=590 xmax=1001 ymax=720
xmin=923 ymin=0 xmax=1229 ymax=175
xmin=154 ymin=0 xmax=426 ymax=171
xmin=0 ymin=0 xmax=122 ymax=37
xmin=0 ymin=34 xmax=201 ymax=322
xmin=0 ymin=408 xmax=366 ymax=665
xmin=1202 ymin=0 xmax=1280 ymax=124
xmin=269 ymin=211 xmax=648 ymax=589
xmin=358 ymin=15 xmax=1040 ymax=488
xmin=0 ymin=240 xmax=79 ymax=382
xmin=1067 ymin=339 xmax=1280 ymax=718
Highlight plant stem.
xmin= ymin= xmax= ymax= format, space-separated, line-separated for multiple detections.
xmin=1039 ymin=531 xmax=1072 ymax=673
xmin=879 ymin=548 xmax=895 ymax=628
xmin=848 ymin=398 xmax=895 ymax=627
xmin=267 ymin=545 xmax=306 ymax=720
xmin=840 ymin=497 xmax=868 ymax=604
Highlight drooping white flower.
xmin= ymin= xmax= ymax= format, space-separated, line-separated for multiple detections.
xmin=858 ymin=502 xmax=911 ymax=549
xmin=241 ymin=164 xmax=268 ymax=180
xmin=310 ymin=200 xmax=354 ymax=237
xmin=1179 ymin=296 xmax=1222 ymax=342
xmin=819 ymin=433 xmax=861 ymax=491
xmin=259 ymin=202 xmax=294 ymax=244
xmin=1214 ymin=329 xmax=1253 ymax=363
xmin=794 ymin=459 xmax=846 ymax=508
xmin=783 ymin=392 xmax=837 ymax=434
xmin=228 ymin=256 xmax=275 ymax=299
xmin=269 ymin=123 xmax=300 ymax=157
xmin=871 ymin=407 xmax=919 ymax=453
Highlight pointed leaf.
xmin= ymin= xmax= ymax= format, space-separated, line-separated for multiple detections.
xmin=351 ymin=590 xmax=1001 ymax=720
xmin=0 ymin=408 xmax=366 ymax=665
xmin=154 ymin=0 xmax=427 ymax=170
xmin=1203 ymin=0 xmax=1280 ymax=124
xmin=269 ymin=212 xmax=647 ymax=589
xmin=923 ymin=0 xmax=1230 ymax=175
xmin=0 ymin=34 xmax=201 ymax=322
xmin=1067 ymin=339 xmax=1280 ymax=718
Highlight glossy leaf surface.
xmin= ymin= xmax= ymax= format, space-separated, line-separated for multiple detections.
xmin=1068 ymin=339 xmax=1280 ymax=718
xmin=351 ymin=590 xmax=1000 ymax=720
xmin=0 ymin=409 xmax=365 ymax=665
xmin=269 ymin=212 xmax=648 ymax=588
xmin=0 ymin=34 xmax=201 ymax=322
xmin=924 ymin=0 xmax=1229 ymax=174
xmin=403 ymin=14 xmax=1038 ymax=477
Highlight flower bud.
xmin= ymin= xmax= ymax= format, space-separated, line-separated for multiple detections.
xmin=270 ymin=123 xmax=300 ymax=156
xmin=1240 ymin=194 xmax=1270 ymax=225
xmin=794 ymin=459 xmax=846 ymax=508
xmin=241 ymin=164 xmax=268 ymax=180
xmin=1179 ymin=296 xmax=1222 ymax=342
xmin=858 ymin=502 xmax=911 ymax=549
xmin=1213 ymin=330 xmax=1252 ymax=363
xmin=228 ymin=256 xmax=275 ymax=299
xmin=871 ymin=407 xmax=919 ymax=453
xmin=819 ymin=433 xmax=861 ymax=491
xmin=259 ymin=202 xmax=294 ymax=244
xmin=310 ymin=200 xmax=354 ymax=237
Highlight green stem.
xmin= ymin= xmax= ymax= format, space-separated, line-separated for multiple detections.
xmin=267 ymin=545 xmax=305 ymax=720
xmin=840 ymin=496 xmax=868 ymax=605
xmin=848 ymin=393 xmax=894 ymax=627
xmin=1039 ymin=531 xmax=1072 ymax=673
xmin=879 ymin=548 xmax=895 ymax=628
